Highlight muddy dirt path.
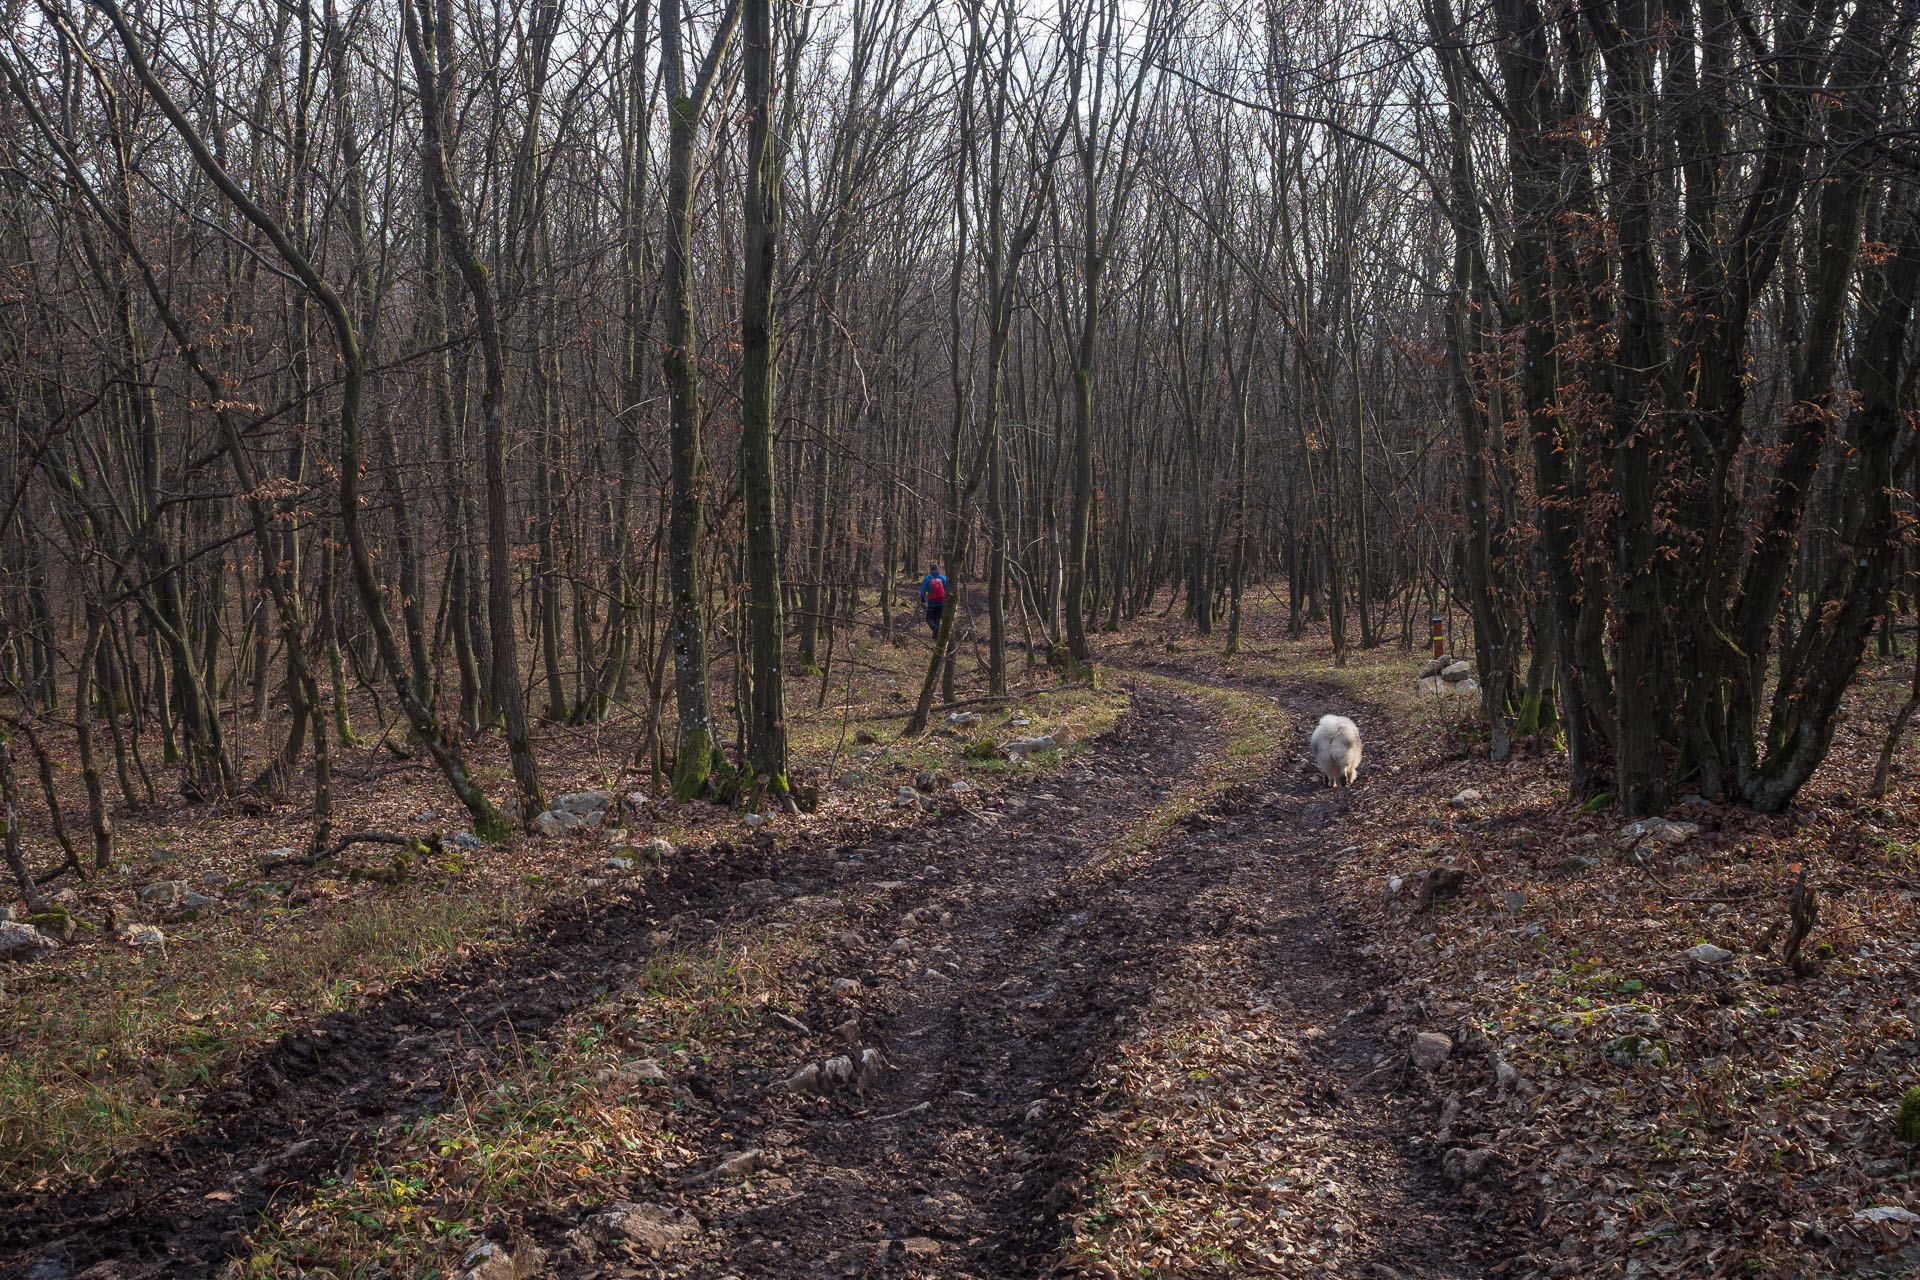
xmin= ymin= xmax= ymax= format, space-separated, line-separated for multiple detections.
xmin=3 ymin=677 xmax=1499 ymax=1280
xmin=562 ymin=677 xmax=1504 ymax=1279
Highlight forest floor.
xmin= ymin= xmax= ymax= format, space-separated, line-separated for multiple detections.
xmin=1 ymin=598 xmax=1917 ymax=1280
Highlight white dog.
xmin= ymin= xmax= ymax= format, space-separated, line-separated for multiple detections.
xmin=1310 ymin=714 xmax=1362 ymax=787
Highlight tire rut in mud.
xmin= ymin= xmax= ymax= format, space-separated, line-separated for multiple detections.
xmin=0 ymin=823 xmax=888 ymax=1278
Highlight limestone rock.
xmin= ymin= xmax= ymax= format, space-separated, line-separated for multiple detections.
xmin=139 ymin=881 xmax=217 ymax=910
xmin=1003 ymin=735 xmax=1056 ymax=758
xmin=1447 ymin=788 xmax=1482 ymax=810
xmin=0 ymin=921 xmax=58 ymax=961
xmin=1440 ymin=660 xmax=1473 ymax=682
xmin=532 ymin=809 xmax=585 ymax=837
xmin=1442 ymin=1146 xmax=1497 ymax=1184
xmin=575 ymin=1200 xmax=701 ymax=1255
xmin=1686 ymin=942 xmax=1734 ymax=964
xmin=1616 ymin=817 xmax=1702 ymax=851
xmin=1410 ymin=1031 xmax=1453 ymax=1071
xmin=551 ymin=790 xmax=615 ymax=816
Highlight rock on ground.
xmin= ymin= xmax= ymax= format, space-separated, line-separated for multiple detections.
xmin=550 ymin=790 xmax=615 ymax=816
xmin=457 ymin=1239 xmax=544 ymax=1280
xmin=138 ymin=881 xmax=217 ymax=910
xmin=1410 ymin=1032 xmax=1453 ymax=1071
xmin=0 ymin=921 xmax=58 ymax=961
xmin=1616 ymin=817 xmax=1702 ymax=850
xmin=574 ymin=1200 xmax=702 ymax=1255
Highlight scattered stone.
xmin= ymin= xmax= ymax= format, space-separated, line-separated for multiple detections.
xmin=626 ymin=791 xmax=649 ymax=809
xmin=1442 ymin=1146 xmax=1497 ymax=1184
xmin=138 ymin=882 xmax=217 ymax=911
xmin=0 ymin=921 xmax=58 ymax=962
xmin=1686 ymin=943 xmax=1734 ymax=965
xmin=533 ymin=809 xmax=586 ymax=837
xmin=1616 ymin=817 xmax=1702 ymax=851
xmin=1436 ymin=1092 xmax=1463 ymax=1139
xmin=1410 ymin=865 xmax=1469 ymax=911
xmin=1003 ymin=735 xmax=1056 ymax=758
xmin=27 ymin=910 xmax=74 ymax=943
xmin=258 ymin=847 xmax=291 ymax=864
xmin=1852 ymin=1205 xmax=1920 ymax=1227
xmin=688 ymin=1149 xmax=761 ymax=1183
xmin=742 ymin=813 xmax=769 ymax=828
xmin=647 ymin=838 xmax=674 ymax=861
xmin=609 ymin=1058 xmax=669 ymax=1085
xmin=894 ymin=786 xmax=919 ymax=808
xmin=1411 ymin=1032 xmax=1453 ymax=1071
xmin=950 ymin=780 xmax=977 ymax=796
xmin=551 ymin=790 xmax=615 ymax=816
xmin=1447 ymin=789 xmax=1482 ymax=810
xmin=901 ymin=1237 xmax=942 ymax=1259
xmin=574 ymin=1200 xmax=701 ymax=1255
xmin=829 ymin=976 xmax=863 ymax=994
xmin=456 ymin=1240 xmax=541 ymax=1280
xmin=453 ymin=832 xmax=483 ymax=849
xmin=838 ymin=769 xmax=870 ymax=788
xmin=1440 ymin=660 xmax=1473 ymax=682
xmin=1605 ymin=1034 xmax=1670 ymax=1068
xmin=947 ymin=711 xmax=981 ymax=727
xmin=605 ymin=856 xmax=637 ymax=872
xmin=1420 ymin=654 xmax=1453 ymax=678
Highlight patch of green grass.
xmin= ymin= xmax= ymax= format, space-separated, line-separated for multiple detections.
xmin=0 ymin=889 xmax=534 ymax=1184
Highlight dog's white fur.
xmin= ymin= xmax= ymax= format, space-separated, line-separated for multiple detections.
xmin=1310 ymin=714 xmax=1362 ymax=787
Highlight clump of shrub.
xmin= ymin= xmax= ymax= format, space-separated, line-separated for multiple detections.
xmin=1898 ymin=1085 xmax=1920 ymax=1144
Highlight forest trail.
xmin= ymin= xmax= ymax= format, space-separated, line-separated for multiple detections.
xmin=646 ymin=678 xmax=1503 ymax=1278
xmin=4 ymin=681 xmax=1500 ymax=1279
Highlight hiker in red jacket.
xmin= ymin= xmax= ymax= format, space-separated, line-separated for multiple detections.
xmin=919 ymin=564 xmax=947 ymax=636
